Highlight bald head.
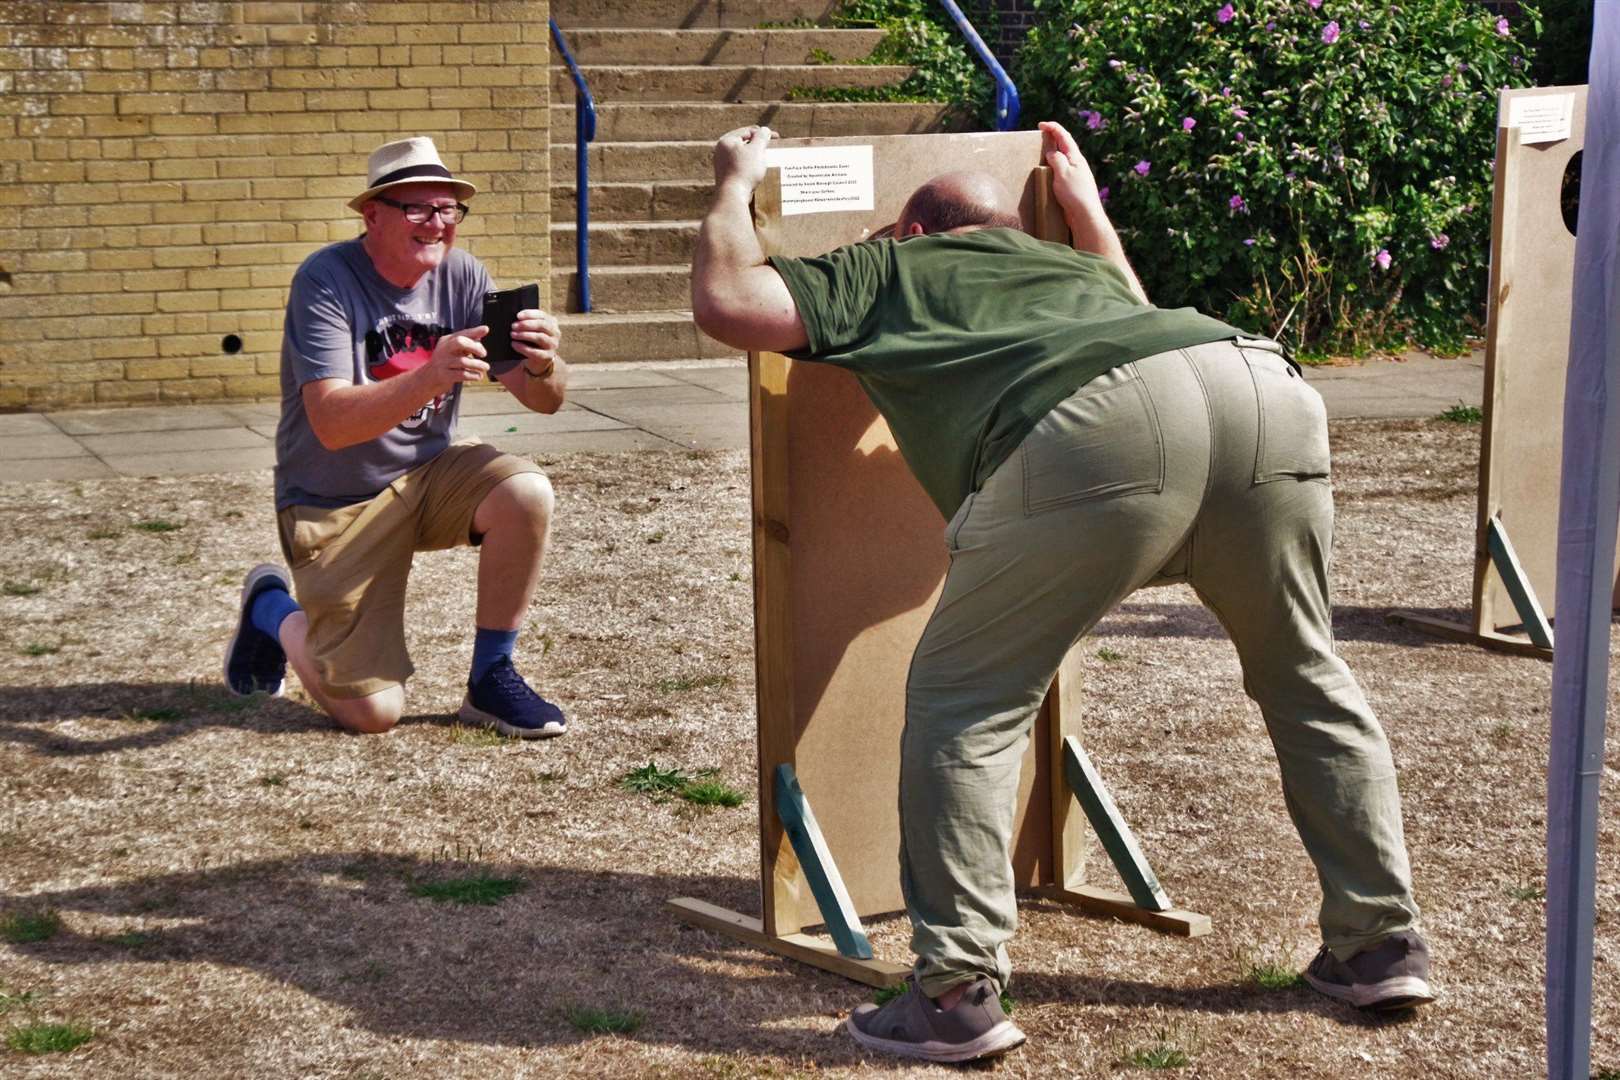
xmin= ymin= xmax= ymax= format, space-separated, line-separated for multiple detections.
xmin=896 ymin=171 xmax=1021 ymax=237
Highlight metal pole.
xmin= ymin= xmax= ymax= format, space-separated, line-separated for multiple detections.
xmin=1547 ymin=8 xmax=1617 ymax=1077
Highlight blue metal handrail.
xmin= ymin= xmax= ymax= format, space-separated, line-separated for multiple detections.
xmin=936 ymin=1 xmax=1019 ymax=131
xmin=549 ymin=19 xmax=597 ymax=312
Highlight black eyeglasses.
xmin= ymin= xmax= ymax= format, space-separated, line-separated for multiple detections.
xmin=374 ymin=196 xmax=469 ymax=224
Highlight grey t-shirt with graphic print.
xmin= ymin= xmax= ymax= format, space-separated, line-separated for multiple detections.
xmin=273 ymin=237 xmax=493 ymax=511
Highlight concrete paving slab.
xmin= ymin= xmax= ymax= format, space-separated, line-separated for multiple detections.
xmin=2 ymin=457 xmax=118 ymax=482
xmin=0 ymin=413 xmax=61 ymax=436
xmin=484 ymin=429 xmax=677 ymax=456
xmin=50 ymin=404 xmax=253 ymax=436
xmin=104 ymin=446 xmax=277 ymax=478
xmin=568 ymin=384 xmax=737 ymax=415
xmin=588 ymin=401 xmax=748 ymax=450
xmin=667 ymin=363 xmax=749 ymax=400
xmin=459 ymin=409 xmax=634 ymax=437
xmin=0 ymin=432 xmax=92 ymax=460
xmin=565 ymin=366 xmax=693 ymax=391
xmin=220 ymin=403 xmax=281 ymax=424
xmin=78 ymin=426 xmax=271 ymax=459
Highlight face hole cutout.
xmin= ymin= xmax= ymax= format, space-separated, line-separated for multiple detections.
xmin=1562 ymin=150 xmax=1582 ymax=237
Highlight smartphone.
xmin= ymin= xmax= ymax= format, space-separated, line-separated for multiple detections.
xmin=480 ymin=283 xmax=540 ymax=375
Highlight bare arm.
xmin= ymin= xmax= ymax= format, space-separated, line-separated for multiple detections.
xmin=690 ymin=125 xmax=809 ymax=353
xmin=1039 ymin=120 xmax=1150 ymax=305
xmin=301 ymin=325 xmax=492 ymax=450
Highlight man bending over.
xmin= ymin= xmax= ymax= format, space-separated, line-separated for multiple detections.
xmin=223 ymin=136 xmax=569 ymax=739
xmin=691 ymin=123 xmax=1432 ymax=1063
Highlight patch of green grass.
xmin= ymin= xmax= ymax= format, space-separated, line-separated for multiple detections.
xmin=408 ymin=874 xmax=525 ymax=906
xmin=1096 ymin=646 xmax=1125 ymax=663
xmin=1507 ymin=883 xmax=1546 ymax=901
xmin=620 ymin=761 xmax=690 ymax=796
xmin=133 ymin=519 xmax=183 ymax=533
xmin=1437 ymin=403 xmax=1483 ymax=423
xmin=87 ymin=527 xmax=121 ymax=540
xmin=0 ymin=989 xmax=36 ymax=1015
xmin=646 ymin=530 xmax=666 ymax=544
xmin=1248 ymin=961 xmax=1304 ymax=991
xmin=1593 ymin=1068 xmax=1620 ymax=1080
xmin=680 ymin=779 xmax=746 ymax=808
xmin=1 ymin=909 xmax=61 ymax=944
xmin=1121 ymin=1032 xmax=1192 ymax=1069
xmin=5 ymin=1021 xmax=94 ymax=1055
xmin=564 ymin=1004 xmax=643 ymax=1036
xmin=109 ymin=931 xmax=156 ymax=949
xmin=651 ymin=673 xmax=733 ymax=693
xmin=2 ymin=581 xmax=41 ymax=597
xmin=19 ymin=642 xmax=58 ymax=657
xmin=447 ymin=722 xmax=512 ymax=746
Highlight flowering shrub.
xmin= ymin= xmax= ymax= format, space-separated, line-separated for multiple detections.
xmin=1016 ymin=0 xmax=1540 ymax=354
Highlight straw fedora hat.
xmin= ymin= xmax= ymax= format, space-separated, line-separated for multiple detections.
xmin=348 ymin=136 xmax=477 ymax=212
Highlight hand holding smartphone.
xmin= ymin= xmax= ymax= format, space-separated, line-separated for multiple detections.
xmin=480 ymin=283 xmax=540 ymax=375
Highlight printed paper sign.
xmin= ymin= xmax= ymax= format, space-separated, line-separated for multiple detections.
xmin=765 ymin=145 xmax=875 ymax=216
xmin=1508 ymin=93 xmax=1574 ymax=144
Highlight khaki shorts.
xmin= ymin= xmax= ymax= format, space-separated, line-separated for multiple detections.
xmin=277 ymin=441 xmax=544 ymax=699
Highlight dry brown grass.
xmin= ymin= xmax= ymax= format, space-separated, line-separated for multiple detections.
xmin=0 ymin=421 xmax=1615 ymax=1078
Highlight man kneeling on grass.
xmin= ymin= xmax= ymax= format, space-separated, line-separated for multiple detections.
xmin=691 ymin=121 xmax=1434 ymax=1064
xmin=222 ymin=135 xmax=569 ymax=740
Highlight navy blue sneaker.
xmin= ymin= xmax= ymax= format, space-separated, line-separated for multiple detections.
xmin=224 ymin=563 xmax=290 ymax=697
xmin=459 ymin=656 xmax=567 ymax=739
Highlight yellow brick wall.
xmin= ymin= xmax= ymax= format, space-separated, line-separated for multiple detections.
xmin=0 ymin=0 xmax=550 ymax=411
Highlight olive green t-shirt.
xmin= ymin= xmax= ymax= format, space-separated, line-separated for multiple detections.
xmin=768 ymin=227 xmax=1242 ymax=519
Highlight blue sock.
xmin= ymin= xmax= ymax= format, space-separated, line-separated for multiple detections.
xmin=470 ymin=627 xmax=519 ymax=684
xmin=249 ymin=586 xmax=300 ymax=643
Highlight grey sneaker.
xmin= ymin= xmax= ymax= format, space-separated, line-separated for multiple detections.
xmin=1304 ymin=930 xmax=1436 ymax=1011
xmin=846 ymin=976 xmax=1026 ymax=1063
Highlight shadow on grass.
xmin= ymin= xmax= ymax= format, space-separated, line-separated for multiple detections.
xmin=0 ymin=684 xmax=530 ymax=756
xmin=1 ymin=855 xmax=1392 ymax=1059
xmin=0 ymin=680 xmax=337 ymax=755
xmin=1092 ymin=601 xmax=1495 ymax=649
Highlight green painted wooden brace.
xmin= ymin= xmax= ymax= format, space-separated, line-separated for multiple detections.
xmin=773 ymin=763 xmax=874 ymax=960
xmin=1062 ymin=736 xmax=1173 ymax=912
xmin=1487 ymin=514 xmax=1555 ymax=650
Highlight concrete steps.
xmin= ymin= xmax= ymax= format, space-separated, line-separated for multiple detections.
xmin=551 ymin=0 xmax=843 ymax=29
xmin=552 ymin=101 xmax=952 ymax=142
xmin=556 ymin=28 xmax=887 ymax=65
xmin=549 ymin=7 xmax=953 ymax=362
xmin=552 ymin=63 xmax=911 ymax=102
xmin=557 ymin=310 xmax=740 ymax=363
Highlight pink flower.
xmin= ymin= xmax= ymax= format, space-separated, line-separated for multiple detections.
xmin=1373 ymin=248 xmax=1392 ymax=270
xmin=1235 ymin=131 xmax=1246 ymax=142
xmin=1182 ymin=116 xmax=1197 ymax=131
xmin=1430 ymin=234 xmax=1450 ymax=250
xmin=1232 ymin=106 xmax=1249 ymax=119
xmin=1321 ymin=20 xmax=1340 ymax=43
xmin=1307 ymin=0 xmax=1321 ymax=7
xmin=1134 ymin=160 xmax=1151 ymax=176
xmin=1441 ymin=74 xmax=1453 ymax=88
xmin=1497 ymin=16 xmax=1510 ymax=36
xmin=1097 ymin=186 xmax=1110 ymax=203
xmin=1229 ymin=194 xmax=1245 ymax=211
xmin=1108 ymin=58 xmax=1124 ymax=69
xmin=1243 ymin=238 xmax=1257 ymax=246
xmin=1217 ymin=3 xmax=1235 ymax=23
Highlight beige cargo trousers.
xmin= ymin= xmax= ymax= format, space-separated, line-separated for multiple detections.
xmin=900 ymin=337 xmax=1421 ymax=997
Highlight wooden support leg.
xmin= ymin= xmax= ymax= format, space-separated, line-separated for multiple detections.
xmin=1045 ymin=737 xmax=1213 ymax=938
xmin=771 ymin=763 xmax=873 ymax=960
xmin=665 ymin=897 xmax=910 ymax=989
xmin=1486 ymin=515 xmax=1556 ymax=650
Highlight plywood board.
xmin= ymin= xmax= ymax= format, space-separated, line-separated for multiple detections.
xmin=1476 ymin=85 xmax=1619 ymax=631
xmin=747 ymin=131 xmax=1088 ymax=935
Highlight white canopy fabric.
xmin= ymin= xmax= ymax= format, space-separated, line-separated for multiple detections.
xmin=1547 ymin=8 xmax=1617 ymax=1078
